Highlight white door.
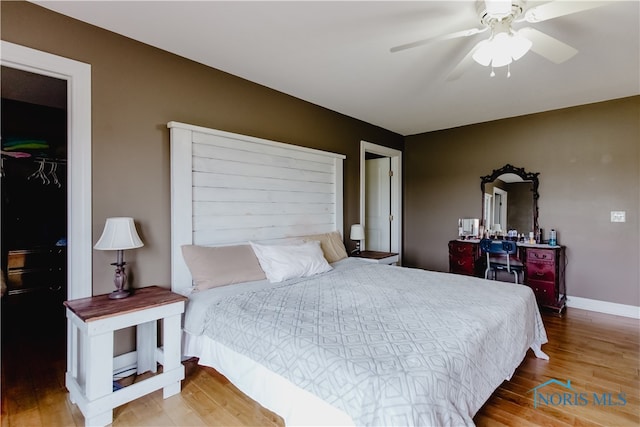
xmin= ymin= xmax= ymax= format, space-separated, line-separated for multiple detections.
xmin=365 ymin=157 xmax=391 ymax=252
xmin=493 ymin=187 xmax=508 ymax=231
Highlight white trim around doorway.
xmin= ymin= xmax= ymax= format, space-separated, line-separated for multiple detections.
xmin=359 ymin=141 xmax=402 ymax=262
xmin=2 ymin=41 xmax=92 ymax=300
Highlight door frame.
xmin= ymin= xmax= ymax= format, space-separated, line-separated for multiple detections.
xmin=2 ymin=41 xmax=92 ymax=299
xmin=359 ymin=141 xmax=402 ymax=260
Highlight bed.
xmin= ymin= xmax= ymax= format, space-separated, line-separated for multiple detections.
xmin=168 ymin=122 xmax=549 ymax=426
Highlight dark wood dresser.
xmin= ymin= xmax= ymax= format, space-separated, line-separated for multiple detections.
xmin=448 ymin=240 xmax=482 ymax=277
xmin=448 ymin=239 xmax=566 ymax=312
xmin=521 ymin=246 xmax=566 ymax=312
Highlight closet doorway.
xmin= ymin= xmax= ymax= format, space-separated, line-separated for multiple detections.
xmin=1 ymin=43 xmax=92 ymax=394
xmin=1 ymin=41 xmax=93 ymax=301
xmin=1 ymin=66 xmax=68 ymax=351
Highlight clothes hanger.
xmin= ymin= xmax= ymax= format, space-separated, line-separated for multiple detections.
xmin=48 ymin=160 xmax=61 ymax=188
xmin=28 ymin=158 xmax=49 ymax=184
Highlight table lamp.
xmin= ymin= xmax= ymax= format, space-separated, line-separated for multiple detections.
xmin=350 ymin=224 xmax=365 ymax=255
xmin=94 ymin=217 xmax=144 ymax=299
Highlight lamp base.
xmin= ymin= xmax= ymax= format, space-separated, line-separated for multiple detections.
xmin=108 ymin=289 xmax=130 ymax=300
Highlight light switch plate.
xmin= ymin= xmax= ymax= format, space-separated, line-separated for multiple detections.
xmin=611 ymin=211 xmax=626 ymax=222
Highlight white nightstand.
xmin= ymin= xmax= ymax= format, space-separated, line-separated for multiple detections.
xmin=64 ymin=286 xmax=187 ymax=427
xmin=351 ymin=250 xmax=399 ymax=265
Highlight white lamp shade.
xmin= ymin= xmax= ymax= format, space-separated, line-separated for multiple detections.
xmin=94 ymin=217 xmax=144 ymax=250
xmin=350 ymin=224 xmax=365 ymax=240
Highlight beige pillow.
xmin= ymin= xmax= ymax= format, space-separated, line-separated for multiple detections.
xmin=303 ymin=231 xmax=348 ymax=263
xmin=181 ymin=244 xmax=266 ymax=291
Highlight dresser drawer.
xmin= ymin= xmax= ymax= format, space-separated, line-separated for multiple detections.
xmin=528 ymin=279 xmax=557 ymax=307
xmin=449 ymin=241 xmax=477 ymax=257
xmin=526 ymin=248 xmax=556 ymax=263
xmin=450 ymin=255 xmax=476 ymax=275
xmin=526 ymin=261 xmax=556 ymax=282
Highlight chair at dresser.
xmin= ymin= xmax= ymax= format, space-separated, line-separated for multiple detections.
xmin=480 ymin=238 xmax=524 ymax=284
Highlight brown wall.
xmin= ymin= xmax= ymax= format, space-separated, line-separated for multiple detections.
xmin=2 ymin=2 xmax=638 ymax=311
xmin=1 ymin=1 xmax=403 ymax=300
xmin=405 ymin=96 xmax=640 ymax=306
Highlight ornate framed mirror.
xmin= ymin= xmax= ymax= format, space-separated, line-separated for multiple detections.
xmin=480 ymin=164 xmax=540 ymax=237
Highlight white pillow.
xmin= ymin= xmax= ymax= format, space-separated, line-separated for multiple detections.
xmin=249 ymin=240 xmax=333 ymax=283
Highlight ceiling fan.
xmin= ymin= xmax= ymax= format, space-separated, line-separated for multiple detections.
xmin=390 ymin=0 xmax=610 ymax=79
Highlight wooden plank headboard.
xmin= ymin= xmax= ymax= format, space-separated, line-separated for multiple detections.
xmin=168 ymin=121 xmax=346 ymax=295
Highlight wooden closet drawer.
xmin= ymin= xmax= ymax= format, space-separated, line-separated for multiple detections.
xmin=6 ymin=268 xmax=65 ymax=295
xmin=7 ymin=248 xmax=65 ymax=269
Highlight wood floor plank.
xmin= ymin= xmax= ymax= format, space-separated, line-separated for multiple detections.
xmin=2 ymin=303 xmax=638 ymax=426
xmin=149 ymin=392 xmax=208 ymax=427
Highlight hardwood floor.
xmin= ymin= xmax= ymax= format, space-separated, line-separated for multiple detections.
xmin=2 ymin=305 xmax=638 ymax=426
xmin=475 ymin=309 xmax=639 ymax=427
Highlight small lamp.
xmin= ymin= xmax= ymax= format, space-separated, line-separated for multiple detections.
xmin=94 ymin=217 xmax=144 ymax=299
xmin=350 ymin=224 xmax=365 ymax=255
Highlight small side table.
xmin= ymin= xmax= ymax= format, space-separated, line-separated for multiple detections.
xmin=351 ymin=250 xmax=399 ymax=265
xmin=64 ymin=286 xmax=187 ymax=427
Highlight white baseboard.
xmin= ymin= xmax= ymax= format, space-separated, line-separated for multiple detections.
xmin=566 ymin=296 xmax=640 ymax=319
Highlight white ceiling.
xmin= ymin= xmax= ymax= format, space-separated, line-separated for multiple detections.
xmin=33 ymin=1 xmax=640 ymax=136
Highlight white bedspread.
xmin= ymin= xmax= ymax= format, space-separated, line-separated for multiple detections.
xmin=184 ymin=259 xmax=548 ymax=426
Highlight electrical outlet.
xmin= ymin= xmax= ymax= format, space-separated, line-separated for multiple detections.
xmin=611 ymin=211 xmax=626 ymax=223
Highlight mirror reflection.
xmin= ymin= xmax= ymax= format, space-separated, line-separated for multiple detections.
xmin=458 ymin=218 xmax=479 ymax=238
xmin=480 ymin=165 xmax=540 ymax=239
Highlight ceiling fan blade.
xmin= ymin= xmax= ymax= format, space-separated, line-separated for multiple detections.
xmin=445 ymin=41 xmax=484 ymax=81
xmin=518 ymin=27 xmax=578 ymax=64
xmin=524 ymin=1 xmax=610 ymax=23
xmin=390 ymin=27 xmax=487 ymax=53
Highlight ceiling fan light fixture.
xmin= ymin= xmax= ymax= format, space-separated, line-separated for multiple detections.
xmin=472 ymin=39 xmax=493 ymax=66
xmin=510 ymin=31 xmax=533 ymax=60
xmin=472 ymin=30 xmax=532 ymax=68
